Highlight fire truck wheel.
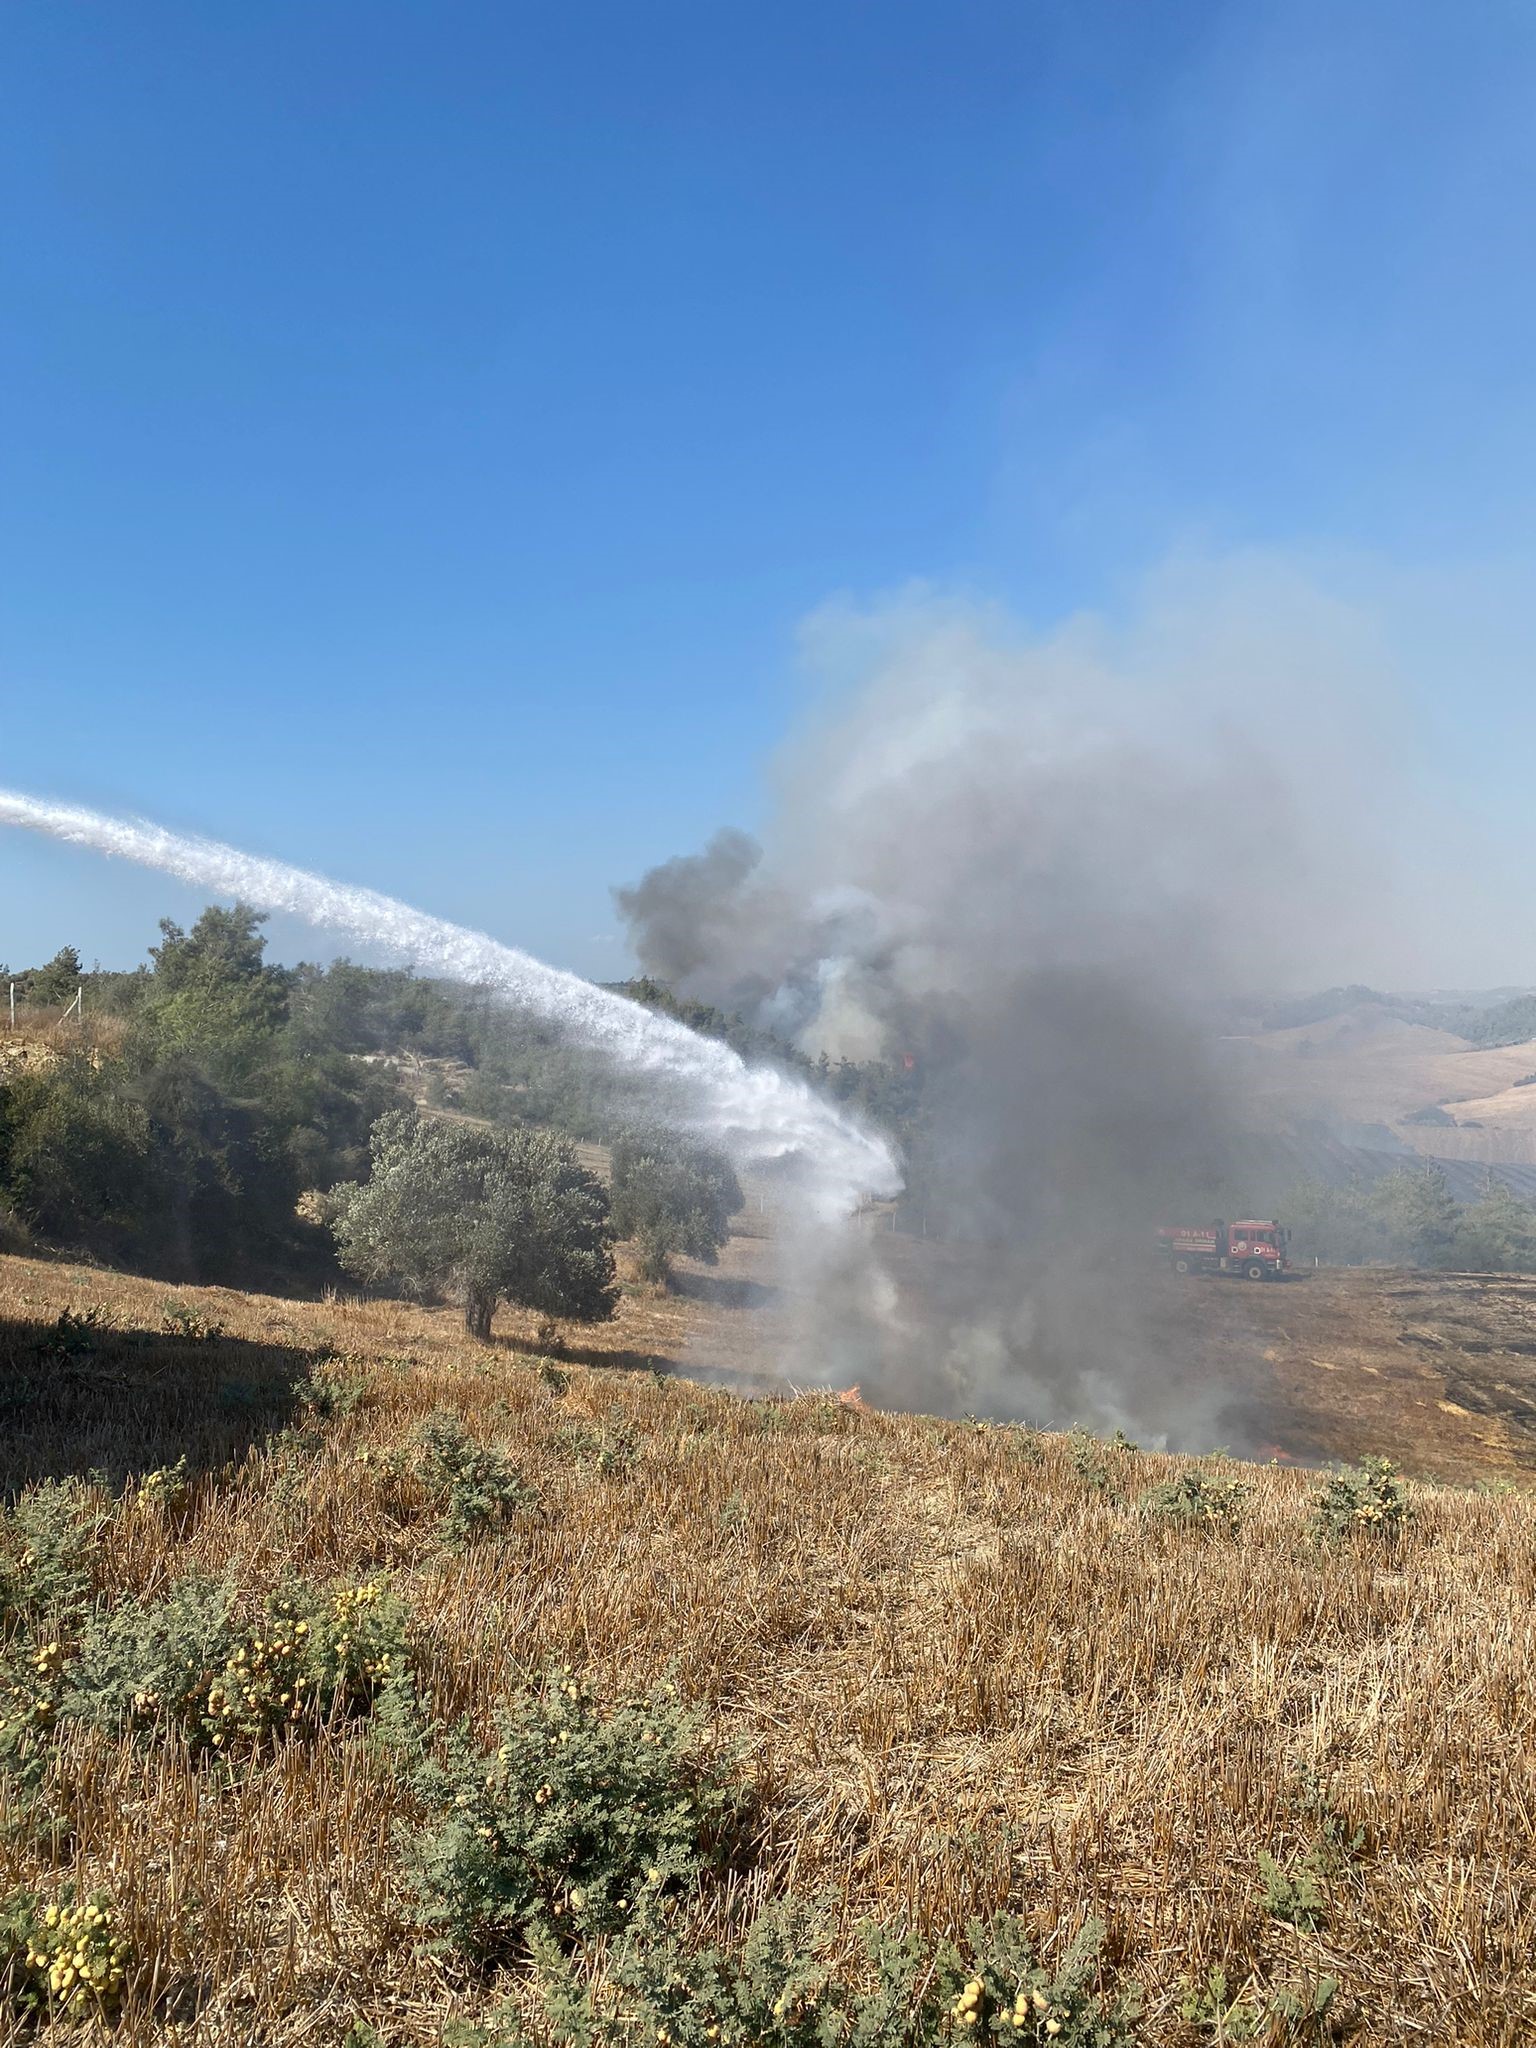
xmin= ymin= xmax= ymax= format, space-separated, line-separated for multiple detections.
xmin=1245 ymin=1261 xmax=1268 ymax=1282
xmin=1174 ymin=1257 xmax=1193 ymax=1275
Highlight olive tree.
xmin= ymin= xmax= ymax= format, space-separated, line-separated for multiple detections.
xmin=331 ymin=1111 xmax=617 ymax=1339
xmin=608 ymin=1129 xmax=744 ymax=1287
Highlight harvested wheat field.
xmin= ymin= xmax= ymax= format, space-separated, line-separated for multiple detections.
xmin=0 ymin=1251 xmax=1533 ymax=2047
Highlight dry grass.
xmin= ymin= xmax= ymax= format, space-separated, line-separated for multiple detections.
xmin=0 ymin=1253 xmax=1533 ymax=2045
xmin=0 ymin=1016 xmax=127 ymax=1072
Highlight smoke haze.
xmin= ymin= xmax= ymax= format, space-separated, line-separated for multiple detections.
xmin=616 ymin=558 xmax=1412 ymax=1441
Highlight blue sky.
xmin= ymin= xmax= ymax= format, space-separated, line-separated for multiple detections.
xmin=3 ymin=1 xmax=1535 ymax=981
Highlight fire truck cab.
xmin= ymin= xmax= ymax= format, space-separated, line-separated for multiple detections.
xmin=1155 ymin=1218 xmax=1290 ymax=1281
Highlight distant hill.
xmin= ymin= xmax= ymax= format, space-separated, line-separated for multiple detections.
xmin=1252 ymin=984 xmax=1536 ymax=1048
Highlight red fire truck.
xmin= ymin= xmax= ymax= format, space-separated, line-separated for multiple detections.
xmin=1156 ymin=1219 xmax=1290 ymax=1281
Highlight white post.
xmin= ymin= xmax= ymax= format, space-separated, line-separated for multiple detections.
xmin=7 ymin=983 xmax=13 ymax=1031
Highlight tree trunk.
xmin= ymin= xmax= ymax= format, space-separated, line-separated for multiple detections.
xmin=463 ymin=1288 xmax=495 ymax=1342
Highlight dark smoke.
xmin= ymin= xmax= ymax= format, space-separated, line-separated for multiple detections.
xmin=615 ymin=577 xmax=1377 ymax=1445
xmin=612 ymin=828 xmax=767 ymax=989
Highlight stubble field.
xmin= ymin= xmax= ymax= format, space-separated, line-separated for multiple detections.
xmin=0 ymin=1250 xmax=1533 ymax=2045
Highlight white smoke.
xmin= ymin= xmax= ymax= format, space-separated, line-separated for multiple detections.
xmin=0 ymin=787 xmax=900 ymax=1221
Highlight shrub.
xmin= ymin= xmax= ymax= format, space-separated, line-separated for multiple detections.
xmin=161 ymin=1306 xmax=225 ymax=1342
xmin=0 ymin=1637 xmax=67 ymax=1800
xmin=64 ymin=1575 xmax=407 ymax=1755
xmin=398 ymin=1671 xmax=743 ymax=1959
xmin=0 ymin=1481 xmax=102 ymax=1632
xmin=551 ymin=1407 xmax=641 ymax=1478
xmin=468 ymin=1905 xmax=1136 ymax=2047
xmin=38 ymin=1304 xmax=115 ymax=1362
xmin=1068 ymin=1431 xmax=1117 ymax=1494
xmin=300 ymin=1357 xmax=370 ymax=1420
xmin=1310 ymin=1456 xmax=1409 ymax=1543
xmin=416 ymin=1413 xmax=539 ymax=1547
xmin=131 ymin=1457 xmax=193 ymax=1517
xmin=0 ymin=1886 xmax=131 ymax=2022
xmin=1258 ymin=1850 xmax=1328 ymax=1932
xmin=1180 ymin=1966 xmax=1347 ymax=2043
xmin=571 ymin=1902 xmax=925 ymax=2047
xmin=1138 ymin=1469 xmax=1249 ymax=1534
xmin=937 ymin=1914 xmax=1136 ymax=2046
xmin=0 ymin=1059 xmax=152 ymax=1254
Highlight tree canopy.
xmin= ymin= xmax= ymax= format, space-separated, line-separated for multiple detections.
xmin=609 ymin=1129 xmax=744 ymax=1286
xmin=137 ymin=904 xmax=290 ymax=1087
xmin=331 ymin=1111 xmax=617 ymax=1338
xmin=1283 ymin=1165 xmax=1536 ymax=1273
xmin=27 ymin=945 xmax=84 ymax=1007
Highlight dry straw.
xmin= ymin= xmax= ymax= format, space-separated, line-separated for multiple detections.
xmin=0 ymin=1253 xmax=1532 ymax=2045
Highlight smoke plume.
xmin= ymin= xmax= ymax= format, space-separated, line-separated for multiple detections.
xmin=616 ymin=567 xmax=1386 ymax=1443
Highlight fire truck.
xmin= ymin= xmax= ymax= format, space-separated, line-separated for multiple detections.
xmin=1155 ymin=1219 xmax=1290 ymax=1281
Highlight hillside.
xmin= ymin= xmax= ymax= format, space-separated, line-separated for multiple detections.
xmin=1 ymin=1252 xmax=1534 ymax=2046
xmin=1221 ymin=994 xmax=1536 ymax=1180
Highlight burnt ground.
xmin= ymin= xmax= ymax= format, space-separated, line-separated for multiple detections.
xmin=1118 ymin=1265 xmax=1536 ymax=1483
xmin=675 ymin=1216 xmax=1536 ymax=1485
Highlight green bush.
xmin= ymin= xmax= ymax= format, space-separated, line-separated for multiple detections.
xmin=0 ymin=1058 xmax=152 ymax=1255
xmin=458 ymin=1906 xmax=1136 ymax=2047
xmin=1309 ymin=1456 xmax=1409 ymax=1543
xmin=416 ymin=1413 xmax=539 ymax=1547
xmin=300 ymin=1356 xmax=370 ymax=1420
xmin=0 ymin=1481 xmax=102 ymax=1633
xmin=1137 ymin=1469 xmax=1248 ymax=1534
xmin=937 ymin=1915 xmax=1136 ymax=2047
xmin=64 ymin=1574 xmax=408 ymax=1755
xmin=551 ymin=1407 xmax=641 ymax=1478
xmin=1258 ymin=1850 xmax=1327 ymax=1933
xmin=0 ymin=1636 xmax=67 ymax=1803
xmin=161 ymin=1305 xmax=225 ymax=1342
xmin=1180 ymin=1965 xmax=1347 ymax=2044
xmin=557 ymin=1903 xmax=926 ymax=2047
xmin=1068 ymin=1430 xmax=1125 ymax=1495
xmin=398 ymin=1671 xmax=743 ymax=1959
xmin=131 ymin=1456 xmax=193 ymax=1517
xmin=0 ymin=1885 xmax=131 ymax=2022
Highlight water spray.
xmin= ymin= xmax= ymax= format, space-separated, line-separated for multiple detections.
xmin=0 ymin=788 xmax=901 ymax=1217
